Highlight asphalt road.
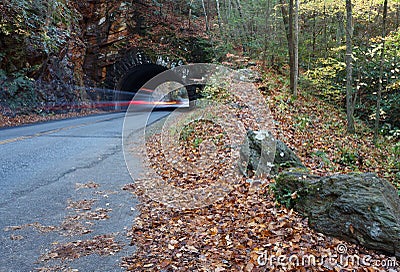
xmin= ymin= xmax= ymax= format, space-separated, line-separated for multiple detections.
xmin=0 ymin=111 xmax=169 ymax=271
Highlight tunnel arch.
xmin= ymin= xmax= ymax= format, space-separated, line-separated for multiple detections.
xmin=105 ymin=50 xmax=184 ymax=89
xmin=105 ymin=50 xmax=187 ymax=101
xmin=105 ymin=49 xmax=201 ymax=104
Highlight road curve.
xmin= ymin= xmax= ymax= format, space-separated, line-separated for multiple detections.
xmin=0 ymin=111 xmax=168 ymax=271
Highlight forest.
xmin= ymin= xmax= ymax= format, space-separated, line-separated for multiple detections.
xmin=0 ymin=0 xmax=399 ymax=137
xmin=190 ymin=0 xmax=400 ymax=137
xmin=1 ymin=0 xmax=399 ymax=138
xmin=0 ymin=0 xmax=400 ymax=270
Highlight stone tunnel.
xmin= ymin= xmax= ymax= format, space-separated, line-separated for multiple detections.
xmin=0 ymin=0 xmax=213 ymax=113
xmin=69 ymin=0 xmax=213 ymax=103
xmin=103 ymin=49 xmax=188 ymax=102
xmin=75 ymin=0 xmax=211 ymax=105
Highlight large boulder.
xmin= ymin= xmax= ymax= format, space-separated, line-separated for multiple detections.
xmin=239 ymin=130 xmax=306 ymax=177
xmin=274 ymin=172 xmax=400 ymax=257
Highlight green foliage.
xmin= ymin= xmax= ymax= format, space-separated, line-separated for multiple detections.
xmin=269 ymin=182 xmax=298 ymax=209
xmin=210 ymin=0 xmax=288 ymax=61
xmin=303 ymin=27 xmax=400 ymax=132
xmin=350 ymin=30 xmax=400 ymax=130
xmin=174 ymin=37 xmax=214 ymax=63
xmin=353 ymin=41 xmax=400 ymax=96
xmin=192 ymin=137 xmax=204 ymax=148
xmin=294 ymin=114 xmax=312 ymax=131
xmin=0 ymin=0 xmax=80 ymax=115
xmin=380 ymin=123 xmax=400 ymax=140
xmin=180 ymin=125 xmax=194 ymax=142
xmin=390 ymin=142 xmax=400 ymax=170
xmin=201 ymin=85 xmax=232 ymax=102
xmin=336 ymin=147 xmax=361 ymax=169
xmin=0 ymin=68 xmax=39 ymax=114
xmin=311 ymin=150 xmax=331 ymax=166
xmin=0 ymin=0 xmax=76 ymax=73
xmin=304 ymin=57 xmax=346 ymax=103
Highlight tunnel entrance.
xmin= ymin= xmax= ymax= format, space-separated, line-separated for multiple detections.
xmin=118 ymin=63 xmax=168 ymax=94
xmin=104 ymin=50 xmax=201 ymax=109
xmin=114 ymin=63 xmax=191 ymax=109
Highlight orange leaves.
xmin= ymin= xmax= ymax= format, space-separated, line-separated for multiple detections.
xmin=122 ymin=175 xmax=395 ymax=271
xmin=121 ymin=70 xmax=399 ymax=271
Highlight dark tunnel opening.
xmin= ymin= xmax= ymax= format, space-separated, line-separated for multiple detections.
xmin=114 ymin=63 xmax=202 ymax=110
xmin=116 ymin=63 xmax=191 ymax=107
xmin=118 ymin=63 xmax=169 ymax=93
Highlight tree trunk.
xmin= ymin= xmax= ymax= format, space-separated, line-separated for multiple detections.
xmin=188 ymin=0 xmax=194 ymax=30
xmin=280 ymin=0 xmax=295 ymax=94
xmin=234 ymin=0 xmax=249 ymax=53
xmin=346 ymin=0 xmax=355 ymax=133
xmin=293 ymin=0 xmax=299 ymax=96
xmin=201 ymin=0 xmax=210 ymax=32
xmin=311 ymin=3 xmax=316 ymax=61
xmin=323 ymin=0 xmax=328 ymax=57
xmin=288 ymin=0 xmax=294 ymax=93
xmin=365 ymin=0 xmax=373 ymax=47
xmin=216 ymin=0 xmax=223 ymax=35
xmin=374 ymin=0 xmax=388 ymax=143
xmin=336 ymin=12 xmax=344 ymax=45
xmin=263 ymin=0 xmax=271 ymax=64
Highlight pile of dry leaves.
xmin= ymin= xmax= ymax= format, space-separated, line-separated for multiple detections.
xmin=122 ymin=181 xmax=396 ymax=271
xmin=121 ymin=72 xmax=399 ymax=271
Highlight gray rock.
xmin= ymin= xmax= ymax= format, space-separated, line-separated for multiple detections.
xmin=236 ymin=69 xmax=262 ymax=83
xmin=274 ymin=172 xmax=400 ymax=257
xmin=272 ymin=139 xmax=306 ymax=174
xmin=239 ymin=130 xmax=305 ymax=177
xmin=238 ymin=130 xmax=276 ymax=178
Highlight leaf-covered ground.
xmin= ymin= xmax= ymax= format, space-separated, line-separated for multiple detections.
xmin=263 ymin=69 xmax=399 ymax=185
xmin=121 ymin=67 xmax=399 ymax=271
xmin=0 ymin=109 xmax=105 ymax=128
